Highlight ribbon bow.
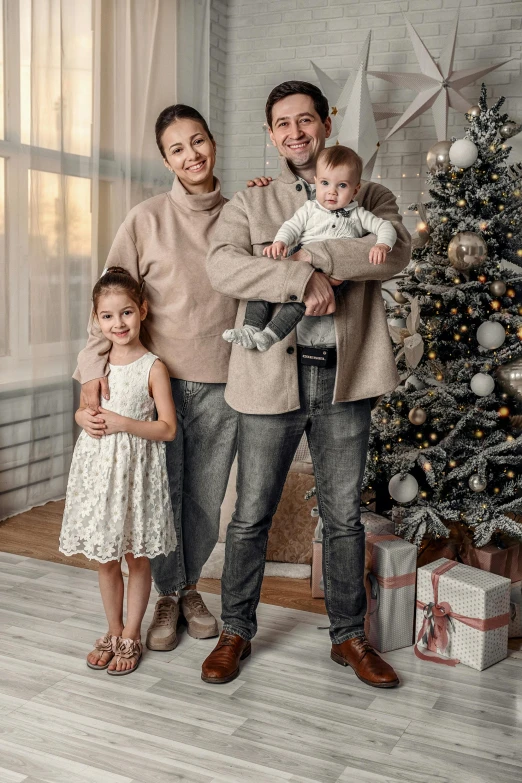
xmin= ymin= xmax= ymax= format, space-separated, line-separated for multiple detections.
xmin=388 ymin=297 xmax=425 ymax=370
xmin=333 ymin=207 xmax=354 ymax=218
xmin=415 ymin=560 xmax=509 ymax=666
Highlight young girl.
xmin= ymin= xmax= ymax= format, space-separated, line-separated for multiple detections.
xmin=60 ymin=267 xmax=177 ymax=675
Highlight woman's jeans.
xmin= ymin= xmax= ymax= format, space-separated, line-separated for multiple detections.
xmin=151 ymin=379 xmax=238 ymax=594
xmin=221 ymin=363 xmax=370 ymax=644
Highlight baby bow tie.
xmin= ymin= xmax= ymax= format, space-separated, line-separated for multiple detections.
xmin=333 ymin=207 xmax=353 ymax=218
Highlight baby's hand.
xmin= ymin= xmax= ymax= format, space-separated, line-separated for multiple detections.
xmin=263 ymin=241 xmax=288 ymax=259
xmin=102 ymin=410 xmax=126 ymax=436
xmin=369 ymin=244 xmax=389 ymax=265
xmin=76 ymin=407 xmax=106 ymax=439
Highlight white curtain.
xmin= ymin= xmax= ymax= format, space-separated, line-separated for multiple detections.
xmin=0 ymin=0 xmax=210 ymax=520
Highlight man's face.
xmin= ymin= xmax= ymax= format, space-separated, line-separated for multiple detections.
xmin=268 ymin=94 xmax=331 ymax=172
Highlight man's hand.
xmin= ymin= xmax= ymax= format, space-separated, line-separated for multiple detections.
xmin=75 ymin=407 xmax=106 ymax=439
xmin=369 ymin=244 xmax=390 ymax=266
xmin=263 ymin=241 xmax=288 ymax=259
xmin=82 ymin=377 xmax=110 ymax=410
xmin=303 ymin=271 xmax=338 ymax=316
xmin=246 ymin=176 xmax=273 ymax=188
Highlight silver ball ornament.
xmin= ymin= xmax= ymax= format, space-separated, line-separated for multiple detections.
xmin=496 ymin=357 xmax=522 ymax=402
xmin=405 ymin=375 xmax=426 ymax=391
xmin=426 ymin=141 xmax=452 ymax=174
xmin=449 ymin=139 xmax=478 ymax=169
xmin=469 ymin=474 xmax=487 ymax=493
xmin=489 ymin=280 xmax=507 ymax=297
xmin=467 ymin=105 xmax=481 ymax=118
xmin=476 ymin=321 xmax=506 ymax=350
xmin=388 ymin=473 xmax=419 ymax=504
xmin=448 ymin=232 xmax=488 ymax=271
xmin=393 ymin=290 xmax=408 ymax=304
xmin=388 ymin=317 xmax=406 ymax=329
xmin=499 ymin=121 xmax=521 ymax=140
xmin=470 ymin=373 xmax=495 ymax=397
xmin=408 ymin=407 xmax=427 ymax=425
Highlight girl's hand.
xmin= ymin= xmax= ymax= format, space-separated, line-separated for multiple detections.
xmin=369 ymin=244 xmax=389 ymax=265
xmin=263 ymin=241 xmax=287 ymax=259
xmin=102 ymin=410 xmax=127 ymax=436
xmin=76 ymin=407 xmax=106 ymax=439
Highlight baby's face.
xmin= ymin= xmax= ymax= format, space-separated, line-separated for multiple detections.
xmin=314 ymin=163 xmax=360 ymax=210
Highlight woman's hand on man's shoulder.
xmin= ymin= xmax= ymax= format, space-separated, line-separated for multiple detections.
xmin=246 ymin=176 xmax=273 ymax=188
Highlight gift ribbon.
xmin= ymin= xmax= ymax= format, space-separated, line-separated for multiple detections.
xmin=415 ymin=560 xmax=509 ymax=666
xmin=366 ymin=534 xmax=416 ymax=592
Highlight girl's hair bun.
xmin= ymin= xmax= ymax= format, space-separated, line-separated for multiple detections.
xmin=92 ymin=266 xmax=145 ymax=310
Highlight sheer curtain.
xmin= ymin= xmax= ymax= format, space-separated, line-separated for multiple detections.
xmin=0 ymin=0 xmax=210 ymax=520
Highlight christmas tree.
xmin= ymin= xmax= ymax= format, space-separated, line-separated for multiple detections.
xmin=364 ymin=85 xmax=522 ymax=549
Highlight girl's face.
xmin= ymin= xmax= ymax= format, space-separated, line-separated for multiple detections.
xmin=95 ymin=290 xmax=147 ymax=347
xmin=161 ymin=118 xmax=216 ymax=193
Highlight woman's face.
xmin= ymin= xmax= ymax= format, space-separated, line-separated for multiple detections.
xmin=161 ymin=118 xmax=216 ymax=192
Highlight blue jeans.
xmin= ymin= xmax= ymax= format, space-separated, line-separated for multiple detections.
xmin=221 ymin=363 xmax=370 ymax=644
xmin=150 ymin=379 xmax=238 ymax=594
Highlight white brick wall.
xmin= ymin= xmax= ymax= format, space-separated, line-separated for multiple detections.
xmin=214 ymin=0 xmax=522 ymax=232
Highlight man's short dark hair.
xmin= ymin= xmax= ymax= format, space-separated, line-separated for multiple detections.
xmin=265 ymin=81 xmax=329 ymax=129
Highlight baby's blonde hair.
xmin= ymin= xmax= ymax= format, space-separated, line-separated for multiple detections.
xmin=317 ymin=145 xmax=363 ymax=183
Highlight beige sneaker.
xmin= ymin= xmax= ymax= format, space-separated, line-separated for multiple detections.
xmin=146 ymin=596 xmax=180 ymax=651
xmin=179 ymin=590 xmax=219 ymax=639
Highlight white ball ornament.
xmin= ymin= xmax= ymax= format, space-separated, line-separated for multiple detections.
xmin=449 ymin=138 xmax=478 ymax=169
xmin=388 ymin=473 xmax=419 ymax=504
xmin=476 ymin=321 xmax=506 ymax=350
xmin=388 ymin=317 xmax=406 ymax=328
xmin=405 ymin=375 xmax=426 ymax=391
xmin=470 ymin=373 xmax=495 ymax=396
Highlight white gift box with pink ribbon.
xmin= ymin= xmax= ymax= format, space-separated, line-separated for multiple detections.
xmin=509 ymin=581 xmax=522 ymax=638
xmin=416 ymin=558 xmax=511 ymax=671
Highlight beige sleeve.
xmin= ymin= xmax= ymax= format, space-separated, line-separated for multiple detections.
xmin=304 ymin=185 xmax=411 ymax=282
xmin=206 ymin=194 xmax=315 ymax=304
xmin=73 ymin=222 xmax=140 ymax=384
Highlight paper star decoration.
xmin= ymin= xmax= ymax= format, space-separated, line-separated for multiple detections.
xmin=368 ymin=7 xmax=513 ymax=141
xmin=311 ymin=33 xmax=400 ymax=177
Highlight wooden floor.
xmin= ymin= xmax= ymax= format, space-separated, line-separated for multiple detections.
xmin=1 ymin=551 xmax=522 ymax=782
xmin=0 ymin=501 xmax=327 ymax=615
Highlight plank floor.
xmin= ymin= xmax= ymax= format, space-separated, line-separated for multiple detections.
xmin=0 ymin=552 xmax=521 ymax=782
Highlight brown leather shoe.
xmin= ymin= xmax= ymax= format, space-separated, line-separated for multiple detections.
xmin=201 ymin=631 xmax=251 ymax=684
xmin=331 ymin=636 xmax=399 ymax=688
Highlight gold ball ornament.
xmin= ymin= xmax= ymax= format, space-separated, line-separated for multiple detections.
xmin=408 ymin=407 xmax=427 ymax=425
xmin=467 ymin=105 xmax=481 ymax=118
xmin=499 ymin=121 xmax=522 ymax=140
xmin=393 ymin=290 xmax=408 ymax=304
xmin=448 ymin=232 xmax=488 ymax=271
xmin=426 ymin=140 xmax=452 ymax=174
xmin=496 ymin=358 xmax=522 ymax=402
xmin=490 ymin=280 xmax=507 ymax=297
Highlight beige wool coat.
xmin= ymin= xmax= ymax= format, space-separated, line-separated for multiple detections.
xmin=206 ymin=158 xmax=411 ymax=415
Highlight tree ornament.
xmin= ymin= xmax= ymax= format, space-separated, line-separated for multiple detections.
xmin=489 ymin=280 xmax=507 ymax=297
xmin=388 ymin=473 xmax=418 ymax=503
xmin=499 ymin=121 xmax=522 ymax=140
xmin=393 ymin=290 xmax=408 ymax=304
xmin=496 ymin=357 xmax=522 ymax=402
xmin=427 ymin=141 xmax=452 ymax=173
xmin=448 ymin=232 xmax=487 ymax=271
xmin=467 ymin=105 xmax=481 ymax=118
xmin=388 ymin=316 xmax=406 ymax=328
xmin=476 ymin=321 xmax=506 ymax=350
xmin=405 ymin=375 xmax=426 ymax=390
xmin=469 ymin=474 xmax=487 ymax=492
xmin=470 ymin=373 xmax=495 ymax=396
xmin=408 ymin=407 xmax=427 ymax=425
xmin=449 ymin=138 xmax=478 ymax=168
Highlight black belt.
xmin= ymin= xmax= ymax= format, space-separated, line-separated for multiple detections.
xmin=297 ymin=345 xmax=337 ymax=368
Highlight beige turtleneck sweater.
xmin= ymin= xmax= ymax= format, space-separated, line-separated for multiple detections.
xmin=74 ymin=177 xmax=237 ymax=385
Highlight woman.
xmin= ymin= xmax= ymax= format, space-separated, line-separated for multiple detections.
xmin=76 ymin=105 xmax=240 ymax=657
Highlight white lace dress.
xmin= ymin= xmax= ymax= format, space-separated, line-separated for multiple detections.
xmin=60 ymin=352 xmax=177 ymax=563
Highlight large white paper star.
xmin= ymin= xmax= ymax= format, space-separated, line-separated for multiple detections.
xmin=368 ymin=8 xmax=512 ymax=141
xmin=311 ymin=33 xmax=400 ymax=177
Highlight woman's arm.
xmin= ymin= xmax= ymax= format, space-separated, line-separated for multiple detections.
xmin=102 ymin=360 xmax=177 ymax=442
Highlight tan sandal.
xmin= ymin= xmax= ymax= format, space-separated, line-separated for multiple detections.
xmin=86 ymin=633 xmax=119 ymax=670
xmin=107 ymin=637 xmax=143 ymax=676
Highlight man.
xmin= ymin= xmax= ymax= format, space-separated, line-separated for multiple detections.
xmin=204 ymin=81 xmax=410 ymax=688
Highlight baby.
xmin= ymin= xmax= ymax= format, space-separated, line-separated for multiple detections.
xmin=223 ymin=145 xmax=397 ymax=352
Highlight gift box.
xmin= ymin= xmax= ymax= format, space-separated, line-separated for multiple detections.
xmin=461 ymin=540 xmax=522 ymax=583
xmin=416 ymin=558 xmax=511 ymax=670
xmin=361 ymin=511 xmax=395 ymax=536
xmin=311 ymin=540 xmax=324 ymax=598
xmin=509 ymin=581 xmax=522 ymax=638
xmin=364 ymin=533 xmax=417 ymax=652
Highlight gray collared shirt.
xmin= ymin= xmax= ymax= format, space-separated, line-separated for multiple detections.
xmin=294 ymin=178 xmax=336 ymax=348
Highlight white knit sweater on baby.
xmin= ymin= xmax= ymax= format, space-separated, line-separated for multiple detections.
xmin=274 ymin=199 xmax=397 ymax=250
